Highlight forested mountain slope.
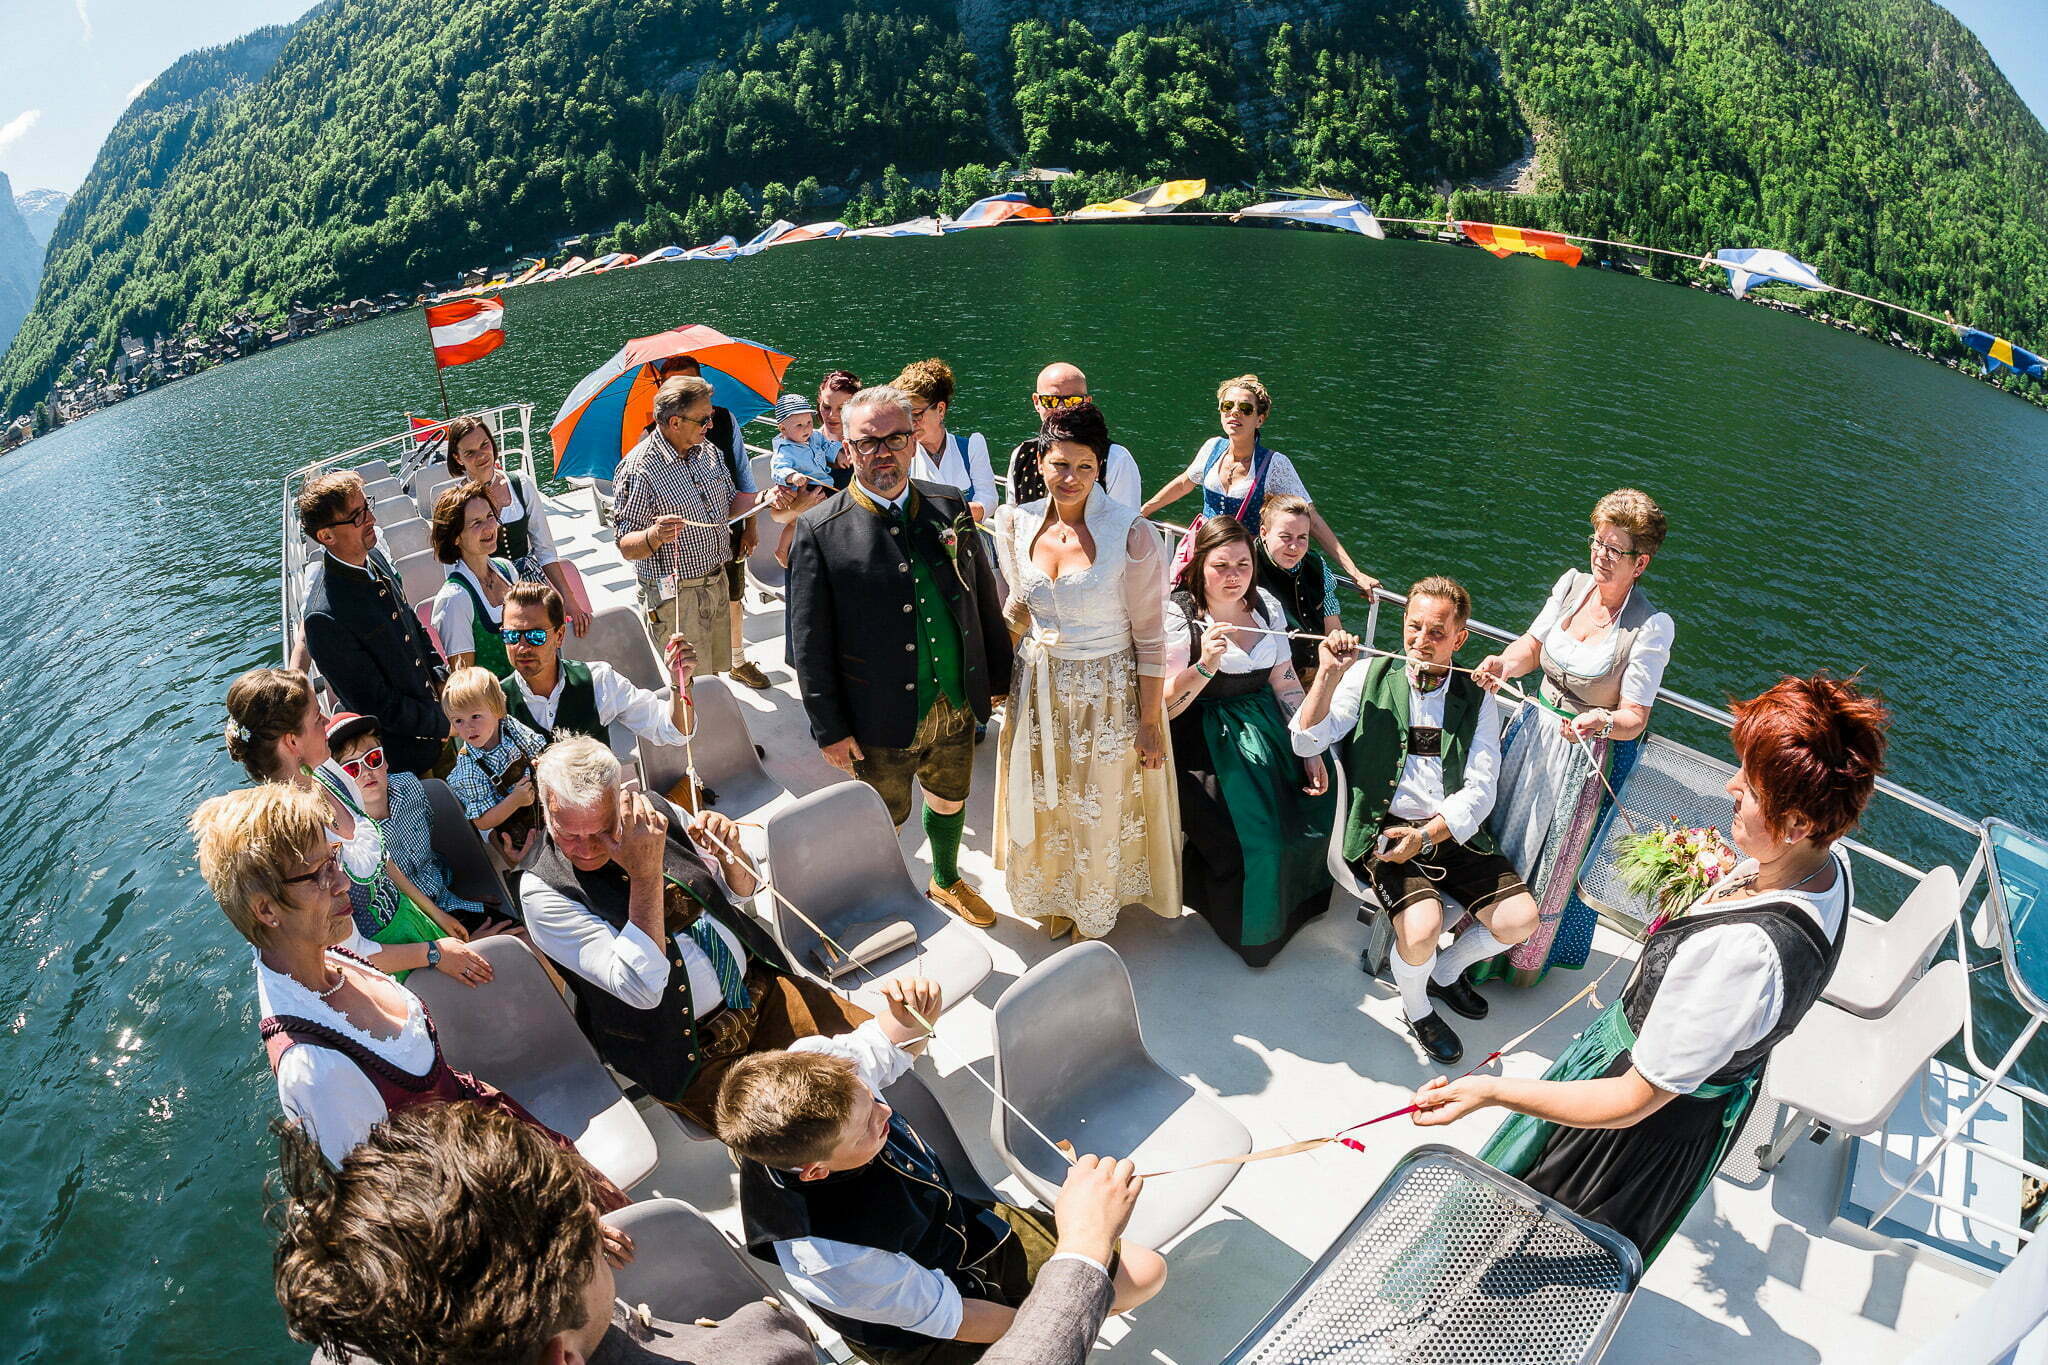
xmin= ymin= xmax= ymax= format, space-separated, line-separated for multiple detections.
xmin=3 ymin=0 xmax=2044 ymax=417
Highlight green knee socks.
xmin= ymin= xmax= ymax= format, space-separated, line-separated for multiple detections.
xmin=923 ymin=804 xmax=965 ymax=887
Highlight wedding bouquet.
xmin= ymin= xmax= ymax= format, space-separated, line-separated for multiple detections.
xmin=1614 ymin=821 xmax=1739 ymax=921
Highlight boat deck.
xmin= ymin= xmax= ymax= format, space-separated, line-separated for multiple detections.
xmin=536 ymin=481 xmax=1989 ymax=1362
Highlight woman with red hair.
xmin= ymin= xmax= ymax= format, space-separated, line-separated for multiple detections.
xmin=1410 ymin=672 xmax=1888 ymax=1262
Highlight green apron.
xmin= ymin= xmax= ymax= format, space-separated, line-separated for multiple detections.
xmin=1199 ymin=689 xmax=1335 ymax=949
xmin=369 ymin=894 xmax=447 ymax=983
xmin=1479 ymin=999 xmax=1761 ymax=1262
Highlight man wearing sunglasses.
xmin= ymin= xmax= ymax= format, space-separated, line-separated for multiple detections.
xmin=1003 ymin=363 xmax=1142 ymax=509
xmin=497 ymin=582 xmax=692 ymax=750
xmin=297 ymin=469 xmax=452 ymax=777
xmin=785 ymin=385 xmax=1014 ymax=928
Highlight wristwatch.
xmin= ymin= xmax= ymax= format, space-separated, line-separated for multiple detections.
xmin=1417 ymin=834 xmax=1438 ymax=860
xmin=426 ymin=941 xmax=442 ymax=968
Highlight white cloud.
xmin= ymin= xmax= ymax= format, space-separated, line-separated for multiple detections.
xmin=0 ymin=109 xmax=42 ymax=156
xmin=126 ymin=80 xmax=149 ymax=104
xmin=75 ymin=0 xmax=92 ymax=44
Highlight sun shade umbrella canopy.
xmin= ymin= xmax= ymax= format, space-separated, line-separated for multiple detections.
xmin=551 ymin=325 xmax=795 ymax=478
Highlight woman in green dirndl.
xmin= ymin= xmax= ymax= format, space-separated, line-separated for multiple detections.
xmin=1163 ymin=515 xmax=1335 ymax=967
xmin=1411 ymin=673 xmax=1888 ymax=1262
xmin=428 ymin=481 xmax=517 ymax=676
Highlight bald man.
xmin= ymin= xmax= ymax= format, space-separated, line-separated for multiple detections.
xmin=1005 ymin=362 xmax=1144 ymax=508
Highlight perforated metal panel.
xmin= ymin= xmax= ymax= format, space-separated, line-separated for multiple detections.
xmin=1575 ymin=734 xmax=1738 ymax=931
xmin=1224 ymin=1146 xmax=1640 ymax=1365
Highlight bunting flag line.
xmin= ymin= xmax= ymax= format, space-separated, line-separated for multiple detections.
xmin=944 ymin=192 xmax=1054 ymax=231
xmin=1457 ymin=220 xmax=1584 ymax=267
xmin=1070 ymin=178 xmax=1207 ymax=219
xmin=1235 ymin=197 xmax=1385 ymax=239
xmin=423 ymin=297 xmax=506 ymax=369
xmin=1957 ymin=327 xmax=2047 ymax=380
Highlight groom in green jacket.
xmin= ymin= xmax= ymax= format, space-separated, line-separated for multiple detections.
xmin=1290 ymin=577 xmax=1539 ymax=1065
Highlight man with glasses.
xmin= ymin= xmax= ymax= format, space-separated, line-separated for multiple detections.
xmin=615 ymin=375 xmax=759 ymax=680
xmin=297 ymin=470 xmax=452 ymax=777
xmin=786 ymin=385 xmax=1014 ymax=927
xmin=1004 ymin=362 xmax=1142 ymax=508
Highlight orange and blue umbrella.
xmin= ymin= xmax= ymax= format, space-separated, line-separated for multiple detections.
xmin=550 ymin=324 xmax=795 ymax=478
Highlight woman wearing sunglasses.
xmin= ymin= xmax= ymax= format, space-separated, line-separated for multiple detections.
xmin=223 ymin=668 xmax=488 ymax=987
xmin=1470 ymin=489 xmax=1676 ymax=987
xmin=1141 ymin=373 xmax=1377 ymax=596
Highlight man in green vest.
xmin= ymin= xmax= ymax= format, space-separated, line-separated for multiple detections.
xmin=1291 ymin=577 xmax=1539 ymax=1065
xmin=498 ymin=582 xmax=691 ymax=748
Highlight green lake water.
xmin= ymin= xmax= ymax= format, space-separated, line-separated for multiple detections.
xmin=0 ymin=225 xmax=2042 ymax=1358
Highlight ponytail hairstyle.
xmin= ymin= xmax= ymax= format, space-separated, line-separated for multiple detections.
xmin=224 ymin=668 xmax=316 ymax=781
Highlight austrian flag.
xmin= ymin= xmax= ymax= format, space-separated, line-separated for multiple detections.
xmin=424 ymin=297 xmax=507 ymax=368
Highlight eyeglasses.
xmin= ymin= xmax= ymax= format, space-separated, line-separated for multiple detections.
xmin=325 ymin=502 xmax=372 ymax=530
xmin=907 ymin=405 xmax=931 ymax=422
xmin=500 ymin=627 xmax=551 ymax=646
xmin=848 ymin=431 xmax=916 ymax=457
xmin=339 ymin=746 xmax=386 ymax=779
xmin=282 ymin=850 xmax=344 ymax=888
xmin=1034 ymin=392 xmax=1092 ymax=409
xmin=671 ymin=411 xmax=713 ymax=429
xmin=1587 ymin=534 xmax=1640 ymax=561
xmin=1219 ymin=400 xmax=1260 ymax=416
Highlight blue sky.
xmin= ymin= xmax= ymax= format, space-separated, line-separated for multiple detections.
xmin=0 ymin=0 xmax=2044 ymax=194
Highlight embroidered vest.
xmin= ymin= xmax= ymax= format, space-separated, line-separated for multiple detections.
xmin=739 ymin=1117 xmax=1013 ymax=1351
xmin=505 ymin=658 xmax=603 ymax=741
xmin=1538 ymin=570 xmax=1662 ymax=714
xmin=852 ymin=484 xmax=966 ymax=720
xmin=1340 ymin=658 xmax=1493 ymax=861
xmin=526 ymin=816 xmax=785 ymax=1102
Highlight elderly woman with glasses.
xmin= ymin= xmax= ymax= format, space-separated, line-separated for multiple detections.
xmin=1470 ymin=489 xmax=1676 ymax=986
xmin=188 ymin=784 xmax=630 ymax=1227
xmin=1141 ymin=373 xmax=1377 ymax=595
xmin=223 ymin=667 xmax=487 ymax=985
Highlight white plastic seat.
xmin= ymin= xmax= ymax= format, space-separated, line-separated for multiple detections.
xmin=990 ymin=942 xmax=1251 ymax=1247
xmin=761 ymin=783 xmax=991 ymax=1011
xmin=359 ymin=476 xmax=402 ymax=504
xmin=1823 ymin=865 xmax=1960 ymax=1018
xmin=638 ymin=677 xmax=786 ymax=823
xmin=392 ymin=548 xmax=444 ymax=608
xmin=416 ymin=473 xmax=462 ymax=521
xmin=407 ymin=935 xmax=658 ymax=1190
xmin=352 ymin=458 xmax=391 ymax=484
xmin=1758 ymin=958 xmax=1968 ymax=1170
xmin=418 ymin=777 xmax=515 ymax=919
xmin=378 ymin=517 xmax=431 ymax=565
xmin=564 ymin=603 xmax=664 ymax=694
xmin=606 ymin=1198 xmax=786 ymax=1325
xmin=1327 ymin=760 xmax=1394 ymax=975
xmin=744 ymin=453 xmax=787 ymax=597
xmin=883 ymin=1069 xmax=1002 ymax=1205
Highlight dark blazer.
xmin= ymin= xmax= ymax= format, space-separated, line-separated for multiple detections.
xmin=785 ymin=479 xmax=1013 ymax=750
xmin=301 ymin=551 xmax=449 ymax=775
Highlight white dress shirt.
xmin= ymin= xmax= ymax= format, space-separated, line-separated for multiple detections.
xmin=1631 ymin=854 xmax=1850 ymax=1094
xmin=1289 ymin=666 xmax=1504 ymax=846
xmin=504 ymin=658 xmax=685 ymax=746
xmin=429 ymin=559 xmax=509 ymax=660
xmin=258 ymin=927 xmax=430 ymax=1165
xmin=910 ymin=431 xmax=998 ymax=512
xmin=519 ymin=802 xmax=748 ymax=1012
xmin=767 ymin=1022 xmax=977 ymax=1339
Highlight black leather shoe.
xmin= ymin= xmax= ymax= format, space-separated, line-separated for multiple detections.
xmin=1428 ymin=973 xmax=1490 ymax=1021
xmin=1407 ymin=1011 xmax=1464 ymax=1065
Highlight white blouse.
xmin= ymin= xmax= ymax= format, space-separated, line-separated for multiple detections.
xmin=1162 ymin=588 xmax=1292 ymax=675
xmin=910 ymin=431 xmax=998 ymax=513
xmin=1630 ymin=852 xmax=1851 ymax=1094
xmin=1525 ymin=571 xmax=1675 ymax=709
xmin=493 ymin=472 xmax=561 ymax=566
xmin=429 ymin=559 xmax=510 ymax=660
xmin=991 ymin=489 xmax=1170 ymax=678
xmin=1183 ymin=443 xmax=1311 ymax=503
xmin=257 ymin=928 xmax=433 ymax=1165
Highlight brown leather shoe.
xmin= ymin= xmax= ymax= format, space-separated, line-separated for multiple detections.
xmin=728 ymin=660 xmax=772 ymax=690
xmin=928 ymin=878 xmax=997 ymax=928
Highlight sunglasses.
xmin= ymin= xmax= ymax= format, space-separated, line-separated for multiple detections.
xmin=1033 ymin=392 xmax=1092 ymax=409
xmin=848 ymin=431 xmax=916 ymax=457
xmin=339 ymin=747 xmax=386 ymax=779
xmin=1219 ymin=400 xmax=1260 ymax=417
xmin=282 ymin=850 xmax=344 ymax=887
xmin=500 ymin=627 xmax=552 ymax=646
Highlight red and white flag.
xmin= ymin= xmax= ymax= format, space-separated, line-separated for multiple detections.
xmin=424 ymin=297 xmax=506 ymax=368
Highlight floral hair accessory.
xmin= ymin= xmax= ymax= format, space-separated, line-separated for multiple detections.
xmin=233 ymin=721 xmax=253 ymax=742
